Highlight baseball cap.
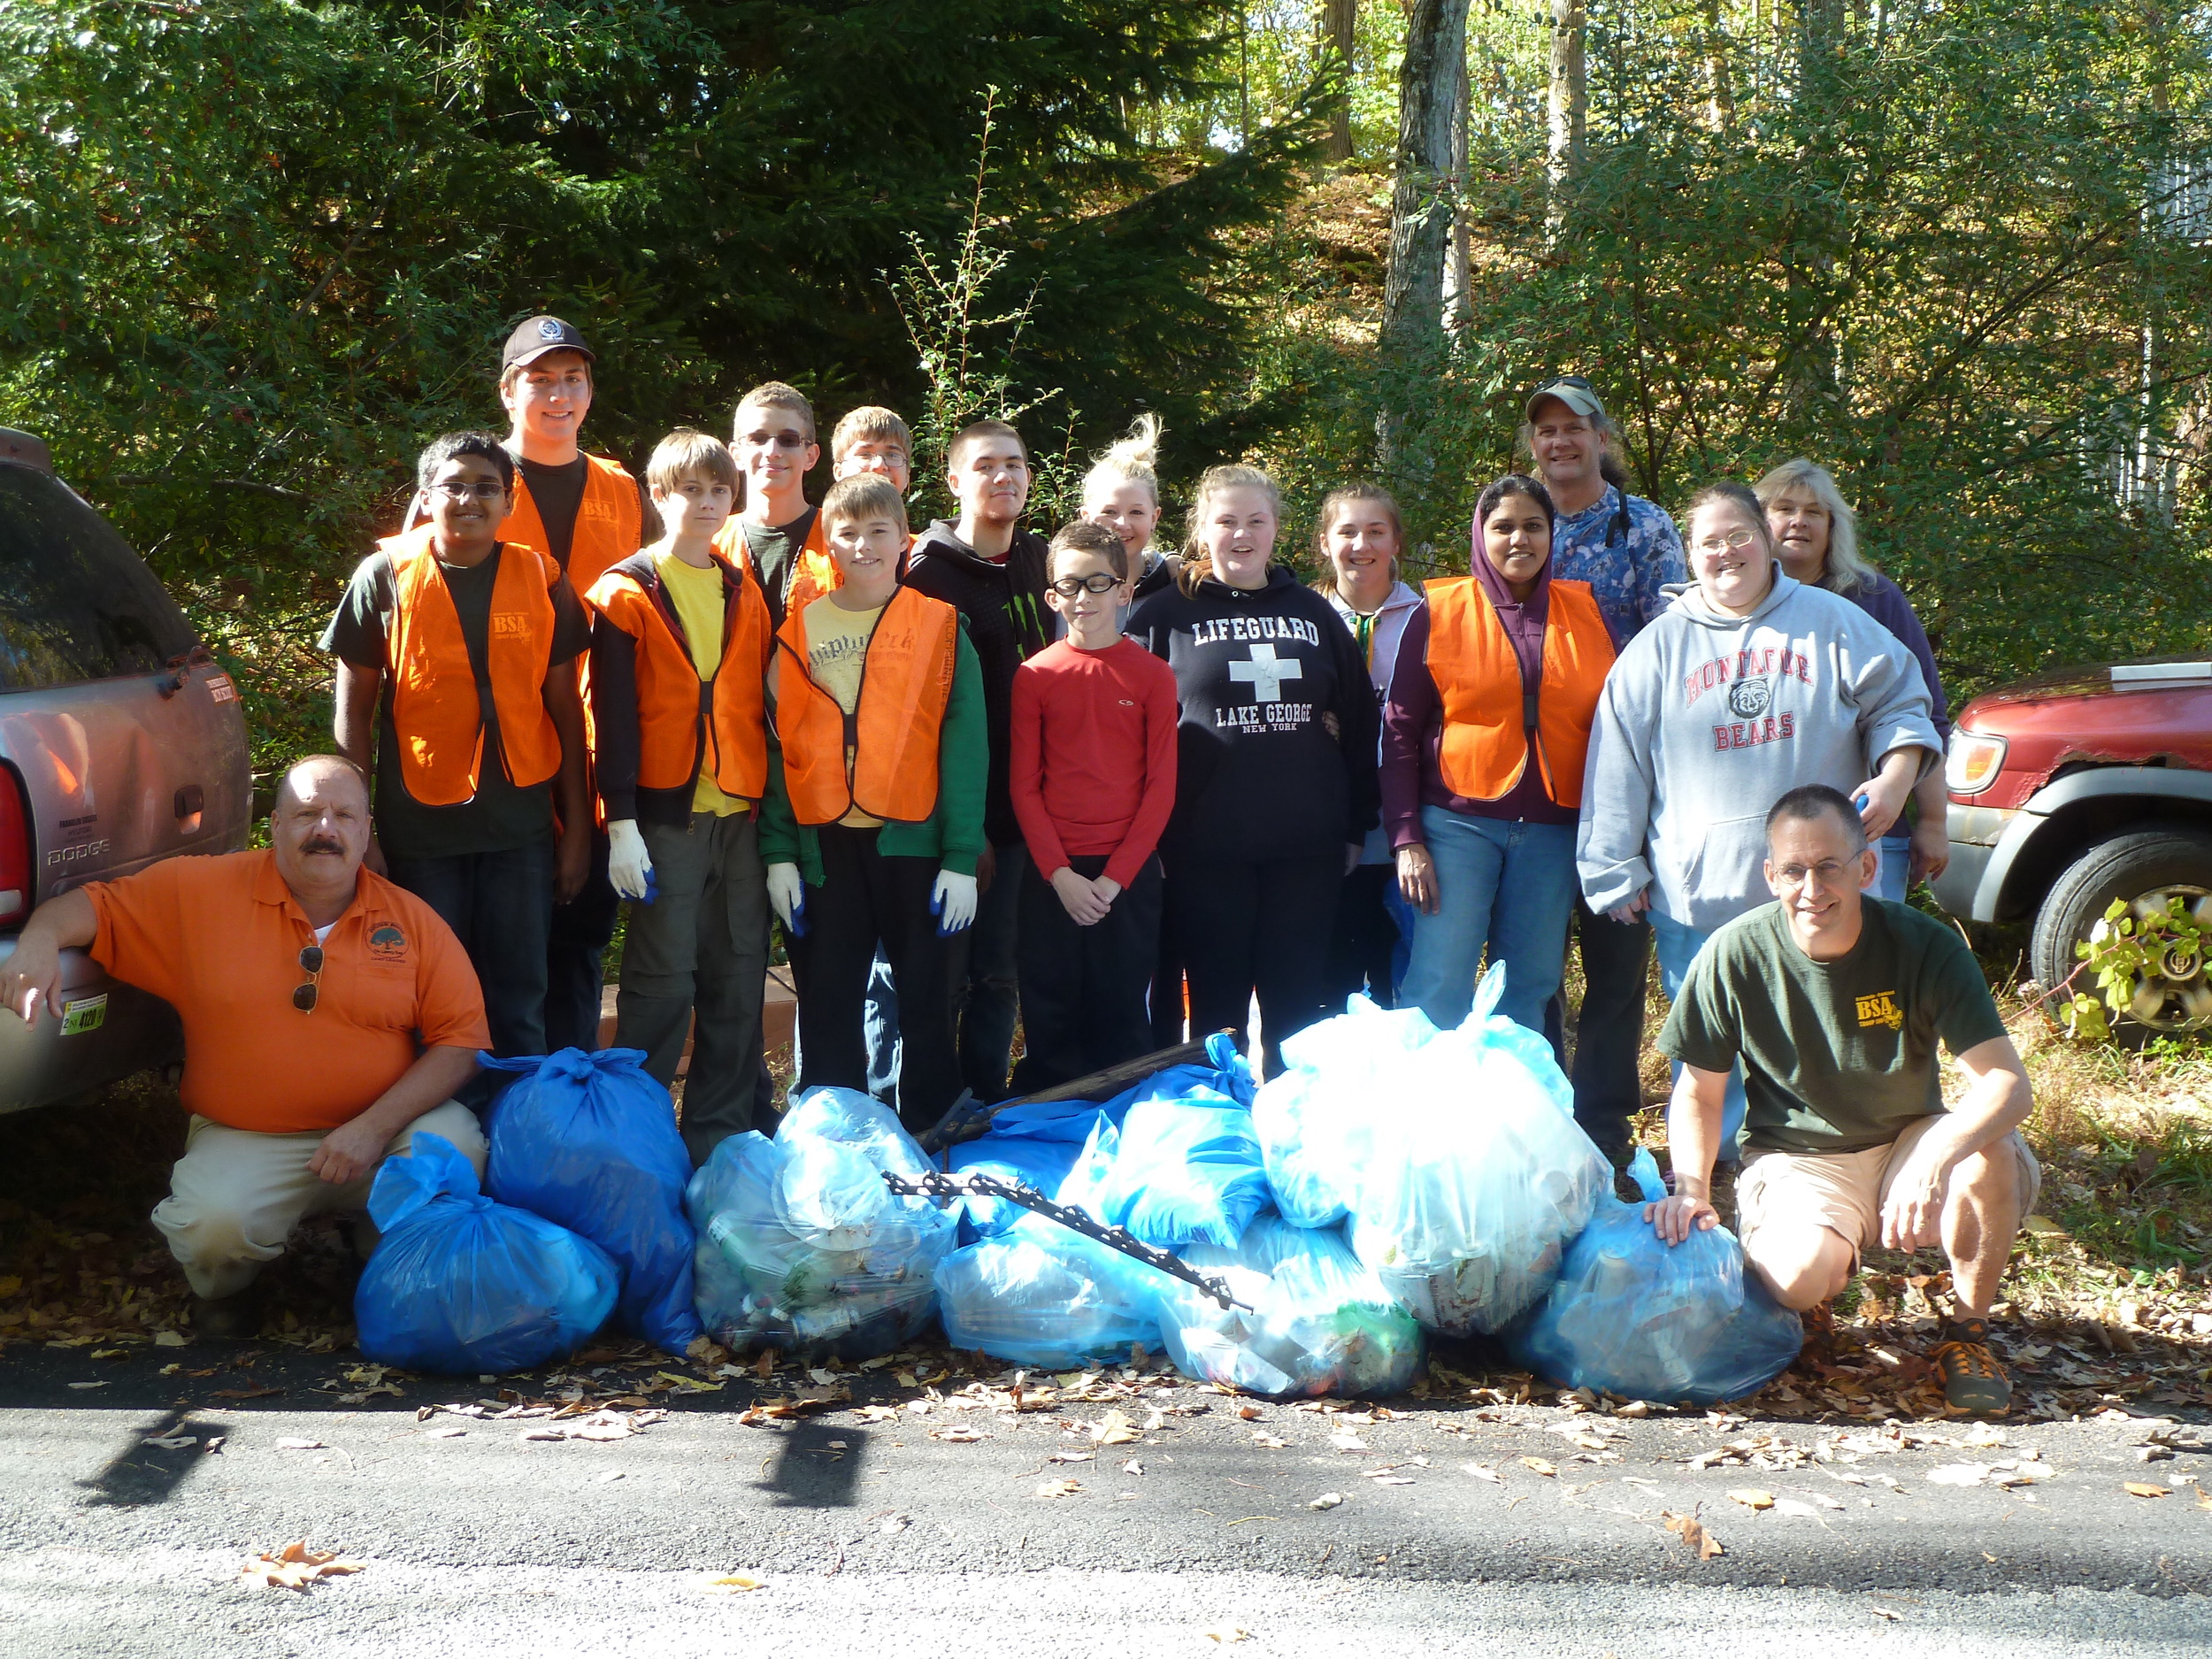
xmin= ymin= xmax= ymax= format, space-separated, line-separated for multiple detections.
xmin=502 ymin=315 xmax=595 ymax=370
xmin=1524 ymin=376 xmax=1606 ymax=423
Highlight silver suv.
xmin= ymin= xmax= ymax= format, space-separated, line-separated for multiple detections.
xmin=0 ymin=428 xmax=250 ymax=1112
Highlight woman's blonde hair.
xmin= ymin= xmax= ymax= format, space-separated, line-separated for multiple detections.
xmin=1752 ymin=458 xmax=1878 ymax=595
xmin=1311 ymin=483 xmax=1404 ymax=590
xmin=1082 ymin=412 xmax=1164 ymax=505
xmin=1178 ymin=463 xmax=1281 ymax=595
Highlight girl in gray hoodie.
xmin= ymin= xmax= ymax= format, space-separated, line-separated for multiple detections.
xmin=1576 ymin=480 xmax=1940 ymax=1164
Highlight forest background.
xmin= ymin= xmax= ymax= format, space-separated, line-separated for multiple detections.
xmin=4 ymin=0 xmax=2210 ymax=784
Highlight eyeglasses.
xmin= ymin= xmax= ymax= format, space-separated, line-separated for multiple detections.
xmin=1049 ymin=573 xmax=1123 ymax=597
xmin=741 ymin=432 xmax=810 ymax=449
xmin=428 ymin=480 xmax=507 ymax=501
xmin=1693 ymin=527 xmax=1760 ymax=555
xmin=293 ymin=945 xmax=323 ymax=1012
xmin=1773 ymin=859 xmax=1856 ymax=888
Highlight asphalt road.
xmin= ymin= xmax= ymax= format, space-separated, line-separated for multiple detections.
xmin=2 ymin=1335 xmax=2208 ymax=1657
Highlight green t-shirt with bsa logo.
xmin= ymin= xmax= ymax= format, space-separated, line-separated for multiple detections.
xmin=1657 ymin=898 xmax=2009 ymax=1154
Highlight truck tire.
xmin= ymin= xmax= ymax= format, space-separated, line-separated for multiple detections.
xmin=2031 ymin=824 xmax=2212 ymax=1045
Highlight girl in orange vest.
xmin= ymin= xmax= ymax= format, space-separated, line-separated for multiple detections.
xmin=1381 ymin=474 xmax=1617 ymax=1036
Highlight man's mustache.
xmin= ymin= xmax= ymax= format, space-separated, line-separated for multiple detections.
xmin=299 ymin=836 xmax=349 ymax=856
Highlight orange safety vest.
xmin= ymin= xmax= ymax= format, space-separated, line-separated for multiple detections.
xmin=506 ymin=453 xmax=643 ymax=602
xmin=1425 ymin=575 xmax=1616 ymax=808
xmin=773 ymin=586 xmax=956 ymax=826
xmin=385 ymin=529 xmax=566 ymax=807
xmin=716 ymin=512 xmax=841 ymax=616
xmin=588 ymin=555 xmax=773 ymax=802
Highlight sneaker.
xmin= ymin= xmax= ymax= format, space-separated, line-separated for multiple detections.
xmin=1707 ymin=1163 xmax=1740 ymax=1233
xmin=189 ymin=1289 xmax=261 ymax=1340
xmin=1934 ymin=1317 xmax=2012 ymax=1415
xmin=1606 ymin=1146 xmax=1644 ymax=1205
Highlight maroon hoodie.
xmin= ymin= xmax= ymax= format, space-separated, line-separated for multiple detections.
xmin=1379 ymin=550 xmax=1581 ymax=845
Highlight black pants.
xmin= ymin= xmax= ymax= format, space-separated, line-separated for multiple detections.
xmin=1545 ymin=898 xmax=1654 ymax=1158
xmin=955 ymin=840 xmax=1027 ymax=1102
xmin=1150 ymin=927 xmax=1187 ymax=1048
xmin=789 ymin=826 xmax=968 ymax=1136
xmin=1168 ymin=851 xmax=1342 ymax=1078
xmin=1012 ymin=855 xmax=1163 ymax=1094
xmin=1324 ymin=863 xmax=1400 ymax=1012
xmin=545 ymin=828 xmax=618 ymax=1054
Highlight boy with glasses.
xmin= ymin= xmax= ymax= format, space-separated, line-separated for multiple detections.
xmin=718 ymin=381 xmax=840 ymax=626
xmin=325 ymin=432 xmax=593 ymax=1088
xmin=1006 ymin=523 xmax=1179 ymax=1089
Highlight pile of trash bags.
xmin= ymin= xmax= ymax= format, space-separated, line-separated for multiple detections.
xmin=357 ymin=1132 xmax=618 ymax=1374
xmin=1506 ymin=1150 xmax=1803 ymax=1405
xmin=1255 ymin=975 xmax=1609 ymax=1335
xmin=687 ymin=1087 xmax=957 ymax=1362
xmin=485 ymin=1048 xmax=702 ymax=1353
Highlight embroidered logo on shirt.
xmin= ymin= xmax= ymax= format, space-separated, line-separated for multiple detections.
xmin=1855 ymin=991 xmax=1904 ymax=1031
xmin=368 ymin=925 xmax=409 ymax=961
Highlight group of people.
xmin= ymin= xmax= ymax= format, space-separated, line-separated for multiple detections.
xmin=0 ymin=318 xmax=2039 ymax=1416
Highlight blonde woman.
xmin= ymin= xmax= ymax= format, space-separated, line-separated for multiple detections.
xmin=1755 ymin=459 xmax=1950 ymax=898
xmin=1081 ymin=413 xmax=1177 ymax=600
xmin=1125 ymin=465 xmax=1379 ymax=1073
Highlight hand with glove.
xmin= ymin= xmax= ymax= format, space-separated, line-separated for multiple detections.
xmin=766 ymin=862 xmax=807 ymax=935
xmin=607 ymin=819 xmax=655 ymax=902
xmin=931 ymin=869 xmax=978 ymax=934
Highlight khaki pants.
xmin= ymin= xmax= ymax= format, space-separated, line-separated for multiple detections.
xmin=150 ymin=1101 xmax=487 ymax=1300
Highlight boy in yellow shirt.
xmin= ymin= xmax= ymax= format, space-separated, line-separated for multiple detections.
xmin=587 ymin=432 xmax=775 ymax=1164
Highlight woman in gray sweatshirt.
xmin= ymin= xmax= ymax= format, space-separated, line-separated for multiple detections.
xmin=1575 ymin=480 xmax=1940 ymax=1166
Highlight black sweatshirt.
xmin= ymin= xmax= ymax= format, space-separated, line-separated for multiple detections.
xmin=1125 ymin=566 xmax=1380 ymax=864
xmin=901 ymin=519 xmax=1052 ymax=847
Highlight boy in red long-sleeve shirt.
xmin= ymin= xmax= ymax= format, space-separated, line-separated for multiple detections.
xmin=1009 ymin=522 xmax=1179 ymax=1089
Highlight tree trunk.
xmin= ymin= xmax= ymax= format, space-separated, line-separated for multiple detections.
xmin=1322 ymin=0 xmax=1359 ymax=163
xmin=1379 ymin=0 xmax=1472 ymax=357
xmin=1703 ymin=0 xmax=1734 ymax=131
xmin=1546 ymin=0 xmax=1586 ymax=236
xmin=1441 ymin=44 xmax=1472 ymax=331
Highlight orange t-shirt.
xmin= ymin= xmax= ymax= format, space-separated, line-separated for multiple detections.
xmin=86 ymin=849 xmax=491 ymax=1134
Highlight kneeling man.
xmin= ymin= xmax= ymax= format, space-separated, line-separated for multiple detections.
xmin=1 ymin=756 xmax=492 ymax=1335
xmin=1647 ymin=784 xmax=2037 ymax=1414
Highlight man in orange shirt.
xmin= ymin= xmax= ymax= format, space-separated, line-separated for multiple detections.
xmin=0 ymin=756 xmax=491 ymax=1336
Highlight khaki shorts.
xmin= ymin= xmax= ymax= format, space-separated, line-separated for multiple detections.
xmin=1738 ymin=1114 xmax=2041 ymax=1261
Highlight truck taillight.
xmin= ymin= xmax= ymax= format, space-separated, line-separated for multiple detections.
xmin=1945 ymin=730 xmax=2008 ymax=795
xmin=0 ymin=769 xmax=29 ymax=925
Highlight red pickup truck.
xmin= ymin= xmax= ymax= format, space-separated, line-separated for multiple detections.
xmin=1931 ymin=658 xmax=2212 ymax=1040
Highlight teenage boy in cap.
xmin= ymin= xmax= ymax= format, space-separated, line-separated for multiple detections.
xmin=717 ymin=381 xmax=841 ymax=626
xmin=496 ymin=314 xmax=656 ymax=1053
xmin=326 ymin=432 xmax=593 ymax=1080
xmin=1517 ymin=377 xmax=1687 ymax=1199
xmin=588 ymin=430 xmax=774 ymax=1165
xmin=902 ymin=420 xmax=1052 ymax=1101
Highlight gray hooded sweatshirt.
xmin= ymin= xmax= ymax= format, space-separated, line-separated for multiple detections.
xmin=1576 ymin=565 xmax=1939 ymax=931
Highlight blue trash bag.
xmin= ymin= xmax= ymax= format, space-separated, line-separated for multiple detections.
xmin=482 ymin=1048 xmax=701 ymax=1354
xmin=1506 ymin=1150 xmax=1804 ymax=1404
xmin=1091 ymin=1085 xmax=1271 ymax=1252
xmin=1156 ymin=1214 xmax=1425 ymax=1400
xmin=686 ymin=1087 xmax=957 ymax=1360
xmin=946 ymin=1133 xmax=1087 ymax=1240
xmin=356 ymin=1133 xmax=618 ymax=1375
xmin=1255 ymin=997 xmax=1441 ymax=1228
xmin=937 ymin=1118 xmax=1169 ymax=1367
xmin=1277 ymin=966 xmax=1609 ymax=1335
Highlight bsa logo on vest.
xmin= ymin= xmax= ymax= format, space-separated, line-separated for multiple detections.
xmin=368 ymin=924 xmax=408 ymax=961
xmin=490 ymin=612 xmax=532 ymax=637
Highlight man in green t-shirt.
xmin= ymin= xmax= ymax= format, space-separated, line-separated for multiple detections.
xmin=1650 ymin=784 xmax=2038 ymax=1414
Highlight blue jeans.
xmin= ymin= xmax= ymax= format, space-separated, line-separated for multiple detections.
xmin=1399 ymin=807 xmax=1578 ymax=1035
xmin=1648 ymin=911 xmax=1747 ymax=1166
xmin=1873 ymin=833 xmax=1911 ymax=902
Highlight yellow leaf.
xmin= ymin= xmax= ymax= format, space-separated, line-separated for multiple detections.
xmin=1034 ymin=1479 xmax=1083 ymax=1498
xmin=0 ymin=1276 xmax=19 ymax=1298
xmin=1521 ymin=1457 xmax=1557 ymax=1477
xmin=2124 ymin=1482 xmax=2170 ymax=1499
xmin=1728 ymin=1488 xmax=1776 ymax=1510
xmin=1201 ymin=1626 xmax=1250 ymax=1643
xmin=653 ymin=1371 xmax=725 ymax=1394
xmin=705 ymin=1573 xmax=766 ymax=1594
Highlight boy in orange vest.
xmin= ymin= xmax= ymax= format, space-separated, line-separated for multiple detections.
xmin=716 ymin=381 xmax=840 ymax=626
xmin=760 ymin=472 xmax=987 ymax=1136
xmin=325 ymin=432 xmax=593 ymax=1079
xmin=586 ymin=431 xmax=774 ymax=1164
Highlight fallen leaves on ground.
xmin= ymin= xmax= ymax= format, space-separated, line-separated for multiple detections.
xmin=2124 ymin=1481 xmax=2170 ymax=1499
xmin=1034 ymin=1478 xmax=1082 ymax=1498
xmin=1663 ymin=1510 xmax=1724 ymax=1560
xmin=1520 ymin=1457 xmax=1557 ymax=1478
xmin=1309 ymin=1492 xmax=1343 ymax=1509
xmin=239 ymin=1543 xmax=364 ymax=1591
xmin=1200 ymin=1625 xmax=1249 ymax=1643
xmin=1727 ymin=1489 xmax=1775 ymax=1509
xmin=516 ymin=1409 xmax=668 ymax=1443
xmin=703 ymin=1573 xmax=766 ymax=1594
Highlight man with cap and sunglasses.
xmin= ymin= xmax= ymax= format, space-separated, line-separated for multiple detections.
xmin=1517 ymin=377 xmax=1686 ymax=1199
xmin=0 ymin=757 xmax=490 ymax=1336
xmin=493 ymin=316 xmax=658 ymax=1053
